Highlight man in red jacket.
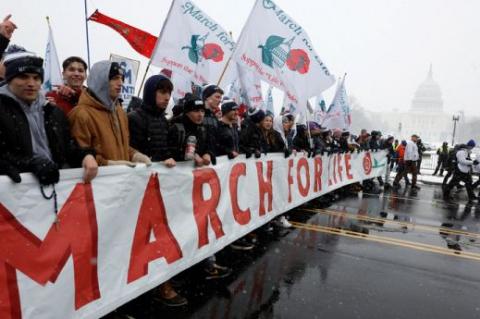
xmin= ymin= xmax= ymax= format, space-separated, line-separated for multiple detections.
xmin=46 ymin=56 xmax=87 ymax=115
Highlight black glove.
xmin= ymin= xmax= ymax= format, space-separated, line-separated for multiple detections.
xmin=30 ymin=157 xmax=59 ymax=186
xmin=308 ymin=150 xmax=314 ymax=158
xmin=210 ymin=153 xmax=217 ymax=166
xmin=284 ymin=149 xmax=291 ymax=158
xmin=254 ymin=150 xmax=261 ymax=158
xmin=245 ymin=149 xmax=252 ymax=159
xmin=473 ymin=160 xmax=479 ymax=166
xmin=227 ymin=152 xmax=235 ymax=160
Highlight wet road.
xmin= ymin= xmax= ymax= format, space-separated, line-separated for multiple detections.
xmin=114 ymin=183 xmax=480 ymax=319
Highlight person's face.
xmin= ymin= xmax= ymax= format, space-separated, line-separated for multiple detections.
xmin=412 ymin=136 xmax=418 ymax=143
xmin=155 ymin=89 xmax=171 ymax=109
xmin=206 ymin=92 xmax=222 ymax=109
xmin=8 ymin=73 xmax=42 ymax=104
xmin=261 ymin=116 xmax=273 ymax=130
xmin=62 ymin=62 xmax=86 ymax=89
xmin=108 ymin=75 xmax=123 ymax=100
xmin=225 ymin=109 xmax=238 ymax=122
xmin=186 ymin=109 xmax=205 ymax=124
xmin=282 ymin=120 xmax=293 ymax=131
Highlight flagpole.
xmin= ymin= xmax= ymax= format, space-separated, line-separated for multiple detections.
xmin=84 ymin=0 xmax=91 ymax=70
xmin=216 ymin=31 xmax=234 ymax=86
xmin=138 ymin=0 xmax=176 ymax=95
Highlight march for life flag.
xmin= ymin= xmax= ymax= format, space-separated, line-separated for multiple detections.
xmin=323 ymin=75 xmax=352 ymax=130
xmin=150 ymin=0 xmax=235 ymax=85
xmin=313 ymin=93 xmax=328 ymax=125
xmin=236 ymin=64 xmax=264 ymax=109
xmin=42 ymin=22 xmax=62 ymax=92
xmin=265 ymin=85 xmax=275 ymax=115
xmin=233 ymin=0 xmax=335 ymax=115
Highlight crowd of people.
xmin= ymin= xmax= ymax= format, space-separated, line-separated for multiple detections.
xmin=1 ymin=14 xmax=479 ymax=312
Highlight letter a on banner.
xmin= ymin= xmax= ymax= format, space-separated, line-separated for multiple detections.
xmin=150 ymin=0 xmax=235 ymax=85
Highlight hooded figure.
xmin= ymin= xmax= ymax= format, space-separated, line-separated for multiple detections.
xmin=128 ymin=75 xmax=173 ymax=162
xmin=273 ymin=114 xmax=297 ymax=152
xmin=69 ymin=60 xmax=150 ymax=166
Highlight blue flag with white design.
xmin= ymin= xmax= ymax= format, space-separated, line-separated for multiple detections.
xmin=42 ymin=23 xmax=62 ymax=92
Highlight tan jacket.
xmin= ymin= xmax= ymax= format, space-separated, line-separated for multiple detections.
xmin=68 ymin=90 xmax=136 ymax=165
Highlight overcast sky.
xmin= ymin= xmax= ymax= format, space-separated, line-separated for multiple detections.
xmin=2 ymin=0 xmax=479 ymax=116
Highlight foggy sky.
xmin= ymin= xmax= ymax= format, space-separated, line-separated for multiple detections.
xmin=2 ymin=0 xmax=479 ymax=116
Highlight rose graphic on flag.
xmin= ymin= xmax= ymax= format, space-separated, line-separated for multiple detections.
xmin=182 ymin=33 xmax=224 ymax=64
xmin=258 ymin=35 xmax=310 ymax=74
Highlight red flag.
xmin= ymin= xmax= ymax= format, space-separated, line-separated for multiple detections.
xmin=88 ymin=10 xmax=157 ymax=58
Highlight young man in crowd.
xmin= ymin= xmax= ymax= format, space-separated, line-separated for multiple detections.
xmin=168 ymin=97 xmax=232 ymax=279
xmin=393 ymin=134 xmax=420 ymax=190
xmin=46 ymin=56 xmax=88 ymax=115
xmin=0 ymin=52 xmax=97 ymax=184
xmin=215 ymin=99 xmax=240 ymax=159
xmin=68 ymin=60 xmax=151 ymax=167
xmin=128 ymin=74 xmax=187 ymax=306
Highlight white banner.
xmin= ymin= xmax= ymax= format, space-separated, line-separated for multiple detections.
xmin=150 ymin=0 xmax=235 ymax=85
xmin=42 ymin=23 xmax=62 ymax=92
xmin=233 ymin=0 xmax=335 ymax=114
xmin=0 ymin=151 xmax=386 ymax=319
xmin=109 ymin=54 xmax=140 ymax=108
xmin=323 ymin=76 xmax=352 ymax=130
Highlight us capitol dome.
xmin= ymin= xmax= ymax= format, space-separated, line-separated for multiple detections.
xmin=410 ymin=65 xmax=444 ymax=113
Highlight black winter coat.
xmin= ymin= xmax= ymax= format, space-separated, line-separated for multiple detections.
xmin=215 ymin=121 xmax=240 ymax=157
xmin=0 ymin=94 xmax=93 ymax=174
xmin=128 ymin=103 xmax=171 ymax=161
xmin=240 ymin=123 xmax=285 ymax=154
xmin=168 ymin=115 xmax=214 ymax=161
xmin=0 ymin=34 xmax=8 ymax=62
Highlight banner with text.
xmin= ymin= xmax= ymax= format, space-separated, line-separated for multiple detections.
xmin=150 ymin=0 xmax=235 ymax=85
xmin=0 ymin=151 xmax=386 ymax=319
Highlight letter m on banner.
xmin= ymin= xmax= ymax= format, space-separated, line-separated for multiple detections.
xmin=0 ymin=184 xmax=100 ymax=319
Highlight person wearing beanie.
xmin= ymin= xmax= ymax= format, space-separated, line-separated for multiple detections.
xmin=69 ymin=60 xmax=151 ymax=167
xmin=443 ymin=140 xmax=478 ymax=201
xmin=0 ymin=52 xmax=97 ymax=185
xmin=0 ymin=44 xmax=25 ymax=84
xmin=393 ymin=134 xmax=420 ymax=190
xmin=215 ymin=99 xmax=240 ymax=159
xmin=202 ymin=84 xmax=224 ymax=154
xmin=46 ymin=56 xmax=88 ymax=115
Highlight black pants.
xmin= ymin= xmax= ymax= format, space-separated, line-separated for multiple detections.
xmin=444 ymin=170 xmax=475 ymax=200
xmin=442 ymin=167 xmax=454 ymax=186
xmin=433 ymin=160 xmax=444 ymax=176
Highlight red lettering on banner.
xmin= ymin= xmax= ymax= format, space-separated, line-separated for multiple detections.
xmin=314 ymin=157 xmax=323 ymax=192
xmin=192 ymin=169 xmax=224 ymax=248
xmin=287 ymin=159 xmax=294 ymax=203
xmin=128 ymin=174 xmax=182 ymax=283
xmin=230 ymin=163 xmax=251 ymax=225
xmin=332 ymin=154 xmax=338 ymax=184
xmin=337 ymin=154 xmax=343 ymax=182
xmin=297 ymin=157 xmax=310 ymax=197
xmin=0 ymin=183 xmax=100 ymax=318
xmin=345 ymin=153 xmax=354 ymax=179
xmin=256 ymin=161 xmax=273 ymax=215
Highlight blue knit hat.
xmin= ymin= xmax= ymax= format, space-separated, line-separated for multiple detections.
xmin=467 ymin=139 xmax=476 ymax=148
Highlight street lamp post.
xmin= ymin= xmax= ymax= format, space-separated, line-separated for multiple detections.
xmin=452 ymin=115 xmax=460 ymax=146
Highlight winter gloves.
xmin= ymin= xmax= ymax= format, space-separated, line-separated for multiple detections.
xmin=29 ymin=157 xmax=59 ymax=186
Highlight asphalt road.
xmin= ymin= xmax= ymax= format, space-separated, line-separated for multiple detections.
xmin=110 ymin=182 xmax=480 ymax=319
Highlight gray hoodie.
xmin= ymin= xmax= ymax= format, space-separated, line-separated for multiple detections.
xmin=87 ymin=60 xmax=119 ymax=111
xmin=0 ymin=84 xmax=52 ymax=161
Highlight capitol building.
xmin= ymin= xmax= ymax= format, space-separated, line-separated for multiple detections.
xmin=374 ymin=65 xmax=452 ymax=144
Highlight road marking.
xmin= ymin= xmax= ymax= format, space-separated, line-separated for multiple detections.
xmin=299 ymin=207 xmax=480 ymax=239
xmin=290 ymin=221 xmax=480 ymax=262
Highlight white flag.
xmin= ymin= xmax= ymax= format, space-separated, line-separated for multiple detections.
xmin=323 ymin=76 xmax=351 ymax=130
xmin=42 ymin=23 xmax=62 ymax=92
xmin=150 ymin=0 xmax=235 ymax=85
xmin=265 ymin=85 xmax=275 ymax=115
xmin=313 ymin=93 xmax=328 ymax=125
xmin=237 ymin=64 xmax=263 ymax=109
xmin=233 ymin=0 xmax=335 ymax=113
